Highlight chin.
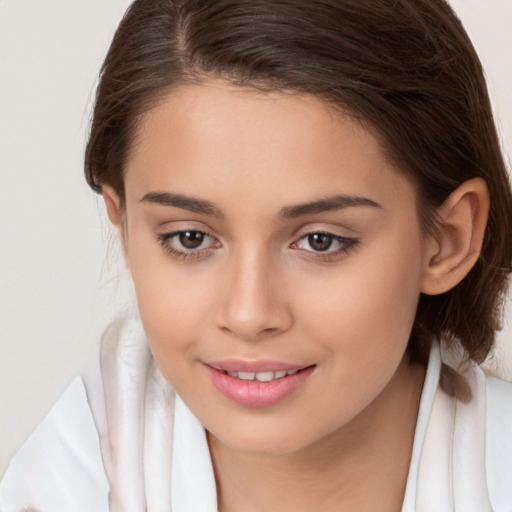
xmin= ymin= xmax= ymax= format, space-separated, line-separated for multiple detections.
xmin=207 ymin=418 xmax=325 ymax=457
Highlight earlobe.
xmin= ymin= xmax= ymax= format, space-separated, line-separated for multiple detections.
xmin=421 ymin=178 xmax=489 ymax=295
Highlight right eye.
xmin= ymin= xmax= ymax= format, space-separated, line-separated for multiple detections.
xmin=156 ymin=230 xmax=220 ymax=259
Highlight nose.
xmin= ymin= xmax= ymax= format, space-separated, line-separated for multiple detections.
xmin=215 ymin=248 xmax=293 ymax=341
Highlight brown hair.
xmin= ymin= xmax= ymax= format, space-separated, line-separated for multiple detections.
xmin=85 ymin=0 xmax=512 ymax=365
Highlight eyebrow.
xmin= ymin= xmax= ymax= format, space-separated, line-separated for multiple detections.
xmin=140 ymin=191 xmax=381 ymax=219
xmin=140 ymin=191 xmax=224 ymax=217
xmin=279 ymin=195 xmax=382 ymax=219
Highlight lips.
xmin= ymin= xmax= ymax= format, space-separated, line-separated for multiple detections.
xmin=204 ymin=360 xmax=315 ymax=408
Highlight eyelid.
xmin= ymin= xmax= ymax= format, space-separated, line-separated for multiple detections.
xmin=290 ymin=219 xmax=359 ymax=237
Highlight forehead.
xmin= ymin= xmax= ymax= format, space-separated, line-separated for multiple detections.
xmin=124 ymin=80 xmax=416 ymax=214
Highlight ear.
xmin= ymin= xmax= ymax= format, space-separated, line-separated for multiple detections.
xmin=101 ymin=185 xmax=130 ymax=269
xmin=101 ymin=184 xmax=123 ymax=227
xmin=421 ymin=178 xmax=489 ymax=295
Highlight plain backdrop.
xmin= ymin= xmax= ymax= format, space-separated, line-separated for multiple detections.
xmin=0 ymin=0 xmax=511 ymax=477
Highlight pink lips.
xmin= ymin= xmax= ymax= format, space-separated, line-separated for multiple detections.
xmin=204 ymin=360 xmax=315 ymax=408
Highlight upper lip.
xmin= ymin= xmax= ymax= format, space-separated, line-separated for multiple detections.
xmin=204 ymin=359 xmax=313 ymax=373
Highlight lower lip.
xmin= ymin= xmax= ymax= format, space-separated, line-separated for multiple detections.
xmin=204 ymin=365 xmax=315 ymax=408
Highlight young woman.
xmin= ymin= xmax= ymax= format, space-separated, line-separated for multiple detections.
xmin=1 ymin=0 xmax=511 ymax=511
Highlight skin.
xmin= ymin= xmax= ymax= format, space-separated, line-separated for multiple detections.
xmin=103 ymin=80 xmax=489 ymax=511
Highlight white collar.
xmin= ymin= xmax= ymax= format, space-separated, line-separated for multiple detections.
xmin=401 ymin=341 xmax=441 ymax=511
xmin=172 ymin=394 xmax=217 ymax=511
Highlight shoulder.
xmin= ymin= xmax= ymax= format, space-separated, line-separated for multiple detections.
xmin=485 ymin=371 xmax=512 ymax=427
xmin=424 ymin=344 xmax=512 ymax=510
xmin=485 ymin=371 xmax=512 ymax=413
xmin=0 ymin=377 xmax=109 ymax=512
xmin=461 ymin=365 xmax=512 ymax=511
xmin=484 ymin=372 xmax=512 ymax=512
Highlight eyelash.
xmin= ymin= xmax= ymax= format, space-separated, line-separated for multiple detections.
xmin=156 ymin=230 xmax=360 ymax=262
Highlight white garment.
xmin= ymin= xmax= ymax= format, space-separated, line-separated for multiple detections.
xmin=1 ymin=315 xmax=511 ymax=511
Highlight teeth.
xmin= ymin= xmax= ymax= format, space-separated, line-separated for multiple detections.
xmin=225 ymin=369 xmax=302 ymax=381
xmin=238 ymin=372 xmax=255 ymax=380
xmin=255 ymin=371 xmax=274 ymax=382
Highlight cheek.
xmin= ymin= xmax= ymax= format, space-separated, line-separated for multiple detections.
xmin=285 ymin=238 xmax=424 ymax=427
xmin=126 ymin=237 xmax=214 ymax=373
xmin=295 ymin=229 xmax=424 ymax=361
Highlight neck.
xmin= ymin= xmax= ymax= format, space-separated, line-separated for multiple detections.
xmin=208 ymin=356 xmax=426 ymax=512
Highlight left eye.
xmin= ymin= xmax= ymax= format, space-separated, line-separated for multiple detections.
xmin=157 ymin=230 xmax=218 ymax=256
xmin=293 ymin=232 xmax=357 ymax=254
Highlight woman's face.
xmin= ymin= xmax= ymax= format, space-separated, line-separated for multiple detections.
xmin=119 ymin=80 xmax=430 ymax=455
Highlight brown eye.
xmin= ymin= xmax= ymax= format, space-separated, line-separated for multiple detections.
xmin=292 ymin=231 xmax=359 ymax=259
xmin=157 ymin=229 xmax=219 ymax=259
xmin=307 ymin=233 xmax=333 ymax=252
xmin=179 ymin=231 xmax=205 ymax=249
